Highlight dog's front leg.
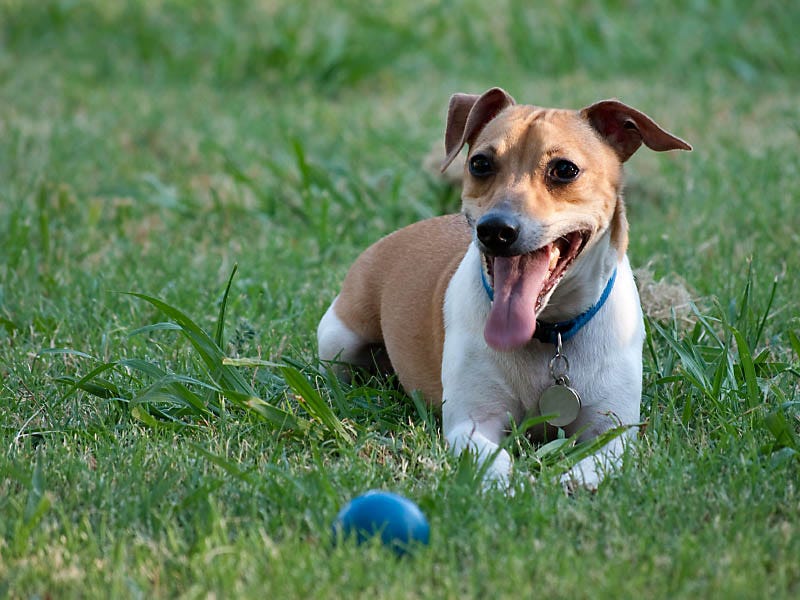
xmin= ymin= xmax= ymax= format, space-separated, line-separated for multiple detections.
xmin=445 ymin=415 xmax=513 ymax=486
xmin=559 ymin=328 xmax=643 ymax=492
xmin=560 ymin=424 xmax=636 ymax=492
xmin=440 ymin=340 xmax=518 ymax=487
xmin=561 ymin=436 xmax=623 ymax=492
xmin=441 ymin=248 xmax=522 ymax=488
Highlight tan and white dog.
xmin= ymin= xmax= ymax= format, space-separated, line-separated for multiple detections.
xmin=318 ymin=87 xmax=690 ymax=490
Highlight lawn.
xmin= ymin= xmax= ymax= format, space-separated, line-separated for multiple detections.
xmin=1 ymin=1 xmax=799 ymax=598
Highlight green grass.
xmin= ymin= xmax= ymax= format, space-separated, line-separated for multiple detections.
xmin=1 ymin=0 xmax=799 ymax=597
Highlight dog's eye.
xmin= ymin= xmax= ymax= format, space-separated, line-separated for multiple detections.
xmin=549 ymin=159 xmax=580 ymax=182
xmin=469 ymin=154 xmax=495 ymax=178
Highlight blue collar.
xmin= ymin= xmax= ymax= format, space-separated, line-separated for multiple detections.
xmin=480 ymin=265 xmax=617 ymax=346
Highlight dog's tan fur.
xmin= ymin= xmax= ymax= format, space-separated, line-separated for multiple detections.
xmin=335 ymin=214 xmax=470 ymax=403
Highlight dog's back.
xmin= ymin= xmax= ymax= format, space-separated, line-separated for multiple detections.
xmin=327 ymin=214 xmax=469 ymax=402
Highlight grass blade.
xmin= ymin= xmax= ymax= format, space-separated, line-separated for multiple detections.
xmin=281 ymin=365 xmax=352 ymax=442
xmin=126 ymin=322 xmax=183 ymax=338
xmin=37 ymin=348 xmax=95 ymax=360
xmin=189 ymin=443 xmax=257 ymax=484
xmin=732 ymin=327 xmax=760 ymax=409
xmin=753 ymin=275 xmax=779 ymax=348
xmin=763 ymin=408 xmax=798 ymax=451
xmin=219 ymin=388 xmax=305 ymax=434
xmin=125 ymin=292 xmax=252 ymax=395
xmin=56 ymin=362 xmax=122 ymax=401
xmin=222 ymin=357 xmax=284 ymax=368
xmin=788 ymin=330 xmax=800 ymax=360
xmin=214 ymin=263 xmax=238 ymax=348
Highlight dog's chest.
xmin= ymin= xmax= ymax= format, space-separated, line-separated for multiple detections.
xmin=490 ymin=339 xmax=598 ymax=419
xmin=494 ymin=345 xmax=554 ymax=408
xmin=442 ymin=249 xmax=641 ymax=414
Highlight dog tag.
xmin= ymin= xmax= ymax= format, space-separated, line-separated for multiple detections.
xmin=539 ymin=380 xmax=581 ymax=427
xmin=540 ymin=333 xmax=582 ymax=427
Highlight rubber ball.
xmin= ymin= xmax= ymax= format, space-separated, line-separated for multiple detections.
xmin=332 ymin=490 xmax=430 ymax=555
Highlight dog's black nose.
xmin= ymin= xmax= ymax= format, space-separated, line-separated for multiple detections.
xmin=476 ymin=213 xmax=521 ymax=254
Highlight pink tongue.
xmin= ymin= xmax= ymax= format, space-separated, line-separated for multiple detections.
xmin=484 ymin=248 xmax=551 ymax=351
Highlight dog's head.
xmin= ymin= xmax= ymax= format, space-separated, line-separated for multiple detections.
xmin=441 ymin=87 xmax=691 ymax=350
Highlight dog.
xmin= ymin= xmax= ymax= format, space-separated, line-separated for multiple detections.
xmin=317 ymin=87 xmax=691 ymax=491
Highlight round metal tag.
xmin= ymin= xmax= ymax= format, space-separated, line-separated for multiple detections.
xmin=539 ymin=384 xmax=581 ymax=427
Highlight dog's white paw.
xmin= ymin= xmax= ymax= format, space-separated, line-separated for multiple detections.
xmin=481 ymin=448 xmax=513 ymax=489
xmin=560 ymin=457 xmax=602 ymax=494
xmin=447 ymin=421 xmax=514 ymax=491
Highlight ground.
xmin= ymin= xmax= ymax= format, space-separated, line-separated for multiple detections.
xmin=1 ymin=1 xmax=799 ymax=598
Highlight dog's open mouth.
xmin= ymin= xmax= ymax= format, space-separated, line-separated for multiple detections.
xmin=481 ymin=231 xmax=588 ymax=351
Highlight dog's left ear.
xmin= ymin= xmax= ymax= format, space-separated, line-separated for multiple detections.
xmin=441 ymin=87 xmax=516 ymax=171
xmin=582 ymin=100 xmax=692 ymax=162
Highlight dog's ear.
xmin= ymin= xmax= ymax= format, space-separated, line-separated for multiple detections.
xmin=582 ymin=100 xmax=692 ymax=162
xmin=441 ymin=87 xmax=516 ymax=171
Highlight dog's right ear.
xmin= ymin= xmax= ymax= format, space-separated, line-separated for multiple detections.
xmin=441 ymin=87 xmax=516 ymax=172
xmin=581 ymin=100 xmax=692 ymax=162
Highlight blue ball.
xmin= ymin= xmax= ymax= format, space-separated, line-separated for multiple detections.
xmin=333 ymin=490 xmax=430 ymax=555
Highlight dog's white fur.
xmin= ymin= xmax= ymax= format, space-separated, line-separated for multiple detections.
xmin=442 ymin=242 xmax=643 ymax=489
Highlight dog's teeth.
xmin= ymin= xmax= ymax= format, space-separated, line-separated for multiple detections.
xmin=548 ymin=248 xmax=560 ymax=271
